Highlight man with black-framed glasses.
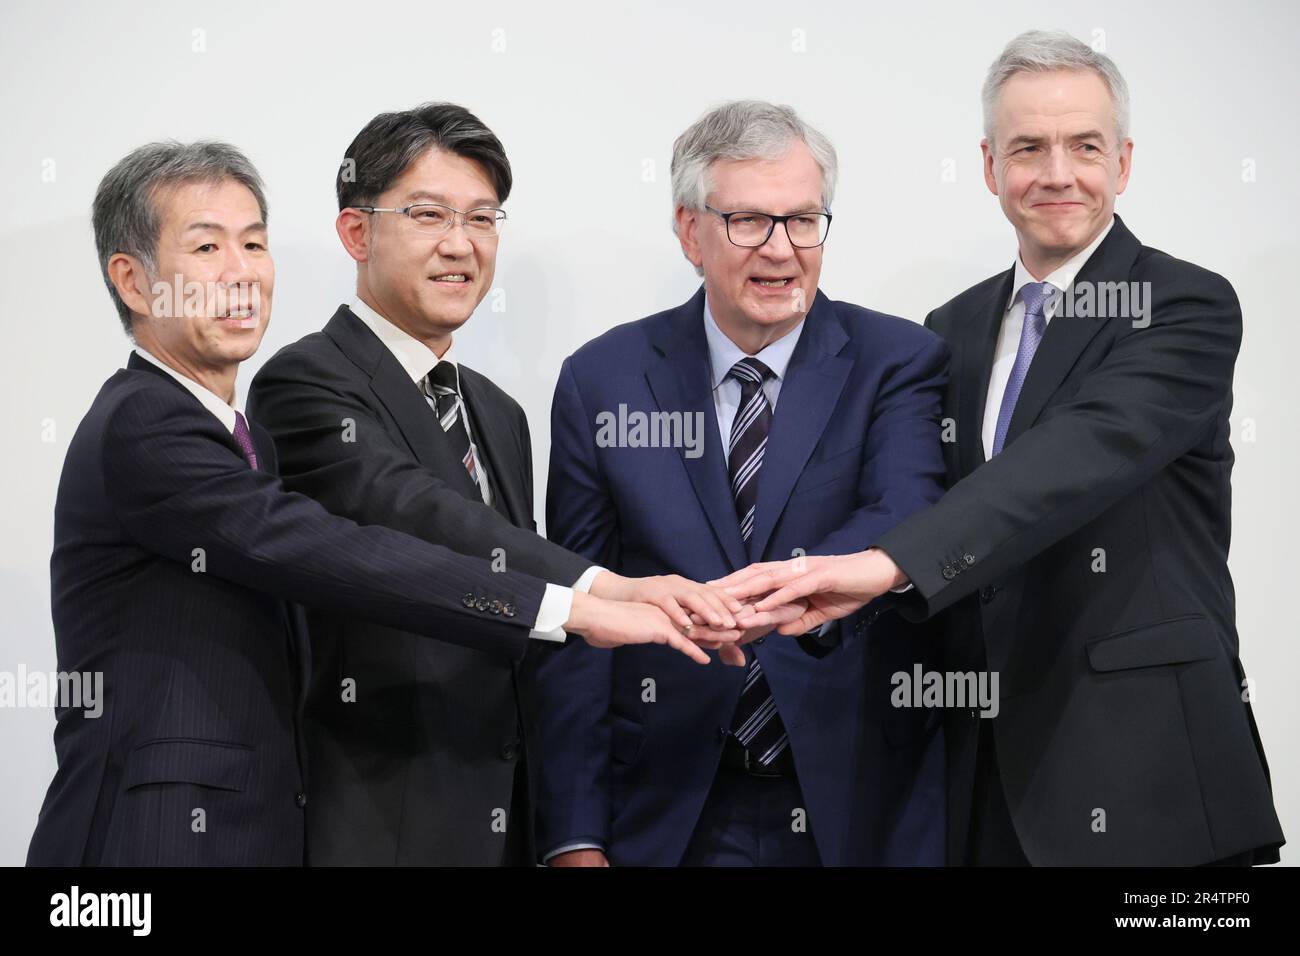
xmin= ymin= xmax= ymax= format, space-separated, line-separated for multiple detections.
xmin=247 ymin=102 xmax=746 ymax=866
xmin=532 ymin=100 xmax=952 ymax=867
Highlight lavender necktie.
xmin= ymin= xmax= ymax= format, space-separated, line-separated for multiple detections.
xmin=233 ymin=410 xmax=259 ymax=470
xmin=991 ymin=281 xmax=1055 ymax=457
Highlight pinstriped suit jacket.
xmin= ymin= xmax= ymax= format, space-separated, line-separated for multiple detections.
xmin=27 ymin=351 xmax=545 ymax=865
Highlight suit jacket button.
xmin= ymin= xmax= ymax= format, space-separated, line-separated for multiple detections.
xmin=963 ymin=553 xmax=976 ymax=568
xmin=755 ymin=637 xmax=765 ymax=645
xmin=490 ymin=600 xmax=503 ymax=614
xmin=502 ymin=603 xmax=516 ymax=618
xmin=475 ymin=597 xmax=489 ymax=611
xmin=717 ymin=726 xmax=729 ymax=741
xmin=462 ymin=592 xmax=476 ymax=609
xmin=942 ymin=567 xmax=956 ymax=581
xmin=979 ymin=586 xmax=997 ymax=604
xmin=500 ymin=739 xmax=520 ymax=761
xmin=295 ymin=791 xmax=307 ymax=808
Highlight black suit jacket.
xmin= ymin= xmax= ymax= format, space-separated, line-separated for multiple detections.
xmin=877 ymin=216 xmax=1285 ymax=865
xmin=26 ymin=351 xmax=545 ymax=866
xmin=247 ymin=305 xmax=593 ymax=865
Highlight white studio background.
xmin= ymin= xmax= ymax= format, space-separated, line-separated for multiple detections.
xmin=1 ymin=0 xmax=1295 ymax=866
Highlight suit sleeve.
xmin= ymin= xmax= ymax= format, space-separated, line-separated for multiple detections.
xmin=804 ymin=329 xmax=949 ymax=558
xmin=103 ymin=383 xmax=543 ymax=657
xmin=876 ymin=260 xmax=1242 ymax=619
xmin=247 ymin=351 xmax=592 ymax=585
xmin=528 ymin=356 xmax=620 ymax=858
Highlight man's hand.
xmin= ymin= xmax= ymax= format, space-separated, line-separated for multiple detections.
xmin=564 ymin=591 xmax=740 ymax=664
xmin=590 ymin=571 xmax=742 ymax=633
xmin=548 ymin=848 xmax=610 ymax=867
xmin=713 ymin=549 xmax=909 ymax=634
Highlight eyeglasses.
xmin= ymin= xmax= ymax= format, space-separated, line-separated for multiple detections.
xmin=704 ymin=205 xmax=832 ymax=249
xmin=351 ymin=202 xmax=507 ymax=237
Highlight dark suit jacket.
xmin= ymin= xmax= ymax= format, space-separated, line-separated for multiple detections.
xmin=247 ymin=305 xmax=593 ymax=865
xmin=26 ymin=351 xmax=545 ymax=866
xmin=877 ymin=215 xmax=1285 ymax=865
xmin=532 ymin=288 xmax=950 ymax=866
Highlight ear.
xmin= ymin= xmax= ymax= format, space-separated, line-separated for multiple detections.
xmin=981 ymin=139 xmax=999 ymax=196
xmin=675 ymin=205 xmax=703 ymax=270
xmin=336 ymin=208 xmax=373 ymax=263
xmin=1115 ymin=138 xmax=1134 ymax=195
xmin=107 ymin=252 xmax=155 ymax=321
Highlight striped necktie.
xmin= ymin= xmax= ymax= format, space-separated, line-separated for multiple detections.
xmin=725 ymin=357 xmax=788 ymax=766
xmin=424 ymin=361 xmax=480 ymax=488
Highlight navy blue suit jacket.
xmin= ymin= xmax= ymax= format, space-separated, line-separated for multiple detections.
xmin=531 ymin=288 xmax=950 ymax=865
xmin=27 ymin=351 xmax=546 ymax=866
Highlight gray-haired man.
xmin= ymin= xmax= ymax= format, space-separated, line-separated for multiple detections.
xmin=531 ymin=101 xmax=950 ymax=866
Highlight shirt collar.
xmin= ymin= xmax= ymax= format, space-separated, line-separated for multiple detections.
xmin=1008 ymin=215 xmax=1115 ymax=310
xmin=702 ymin=295 xmax=806 ymax=391
xmin=350 ymin=295 xmax=455 ymax=385
xmin=132 ymin=345 xmax=241 ymax=434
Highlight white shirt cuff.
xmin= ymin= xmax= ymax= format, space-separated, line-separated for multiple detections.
xmin=573 ymin=566 xmax=605 ymax=593
xmin=530 ymin=584 xmax=573 ymax=642
xmin=543 ymin=841 xmax=605 ymax=863
xmin=889 ymin=582 xmax=914 ymax=593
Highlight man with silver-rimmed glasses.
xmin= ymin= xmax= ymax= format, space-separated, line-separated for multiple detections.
xmin=248 ymin=102 xmax=746 ymax=866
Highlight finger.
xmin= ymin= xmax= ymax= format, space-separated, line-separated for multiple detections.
xmin=705 ymin=564 xmax=767 ymax=589
xmin=752 ymin=574 xmax=824 ymax=611
xmin=733 ymin=608 xmax=782 ymax=631
xmin=660 ymin=596 xmax=693 ymax=631
xmin=718 ymin=644 xmax=747 ymax=667
xmin=677 ymin=590 xmax=727 ymax=629
xmin=777 ymin=606 xmax=830 ymax=635
xmin=664 ymin=628 xmax=711 ymax=665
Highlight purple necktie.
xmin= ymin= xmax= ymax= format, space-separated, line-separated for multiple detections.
xmin=991 ymin=281 xmax=1055 ymax=457
xmin=232 ymin=410 xmax=259 ymax=470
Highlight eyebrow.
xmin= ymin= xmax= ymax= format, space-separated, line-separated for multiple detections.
xmin=181 ymin=221 xmax=267 ymax=235
xmin=1005 ymin=130 xmax=1107 ymax=149
xmin=722 ymin=203 xmax=824 ymax=215
xmin=404 ymin=190 xmax=501 ymax=208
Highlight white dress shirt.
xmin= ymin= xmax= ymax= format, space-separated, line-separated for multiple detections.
xmin=348 ymin=297 xmax=601 ymax=642
xmin=980 ymin=217 xmax=1115 ymax=460
xmin=133 ymin=345 xmax=242 ymax=432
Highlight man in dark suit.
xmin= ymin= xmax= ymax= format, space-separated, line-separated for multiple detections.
xmin=27 ymin=141 xmax=732 ymax=867
xmin=248 ymin=104 xmax=743 ymax=866
xmin=531 ymin=101 xmax=950 ymax=867
xmin=719 ymin=32 xmax=1285 ymax=866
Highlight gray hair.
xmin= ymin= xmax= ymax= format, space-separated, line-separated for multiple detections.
xmin=92 ymin=141 xmax=268 ymax=336
xmin=982 ymin=30 xmax=1131 ymax=144
xmin=671 ymin=99 xmax=838 ymax=224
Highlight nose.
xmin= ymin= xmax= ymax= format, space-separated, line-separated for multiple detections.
xmin=435 ymin=217 xmax=475 ymax=258
xmin=759 ymin=220 xmax=797 ymax=259
xmin=217 ymin=244 xmax=262 ymax=307
xmin=1041 ymin=144 xmax=1075 ymax=189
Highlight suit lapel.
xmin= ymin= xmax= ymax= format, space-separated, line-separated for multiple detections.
xmin=1002 ymin=215 xmax=1142 ymax=448
xmin=458 ymin=367 xmax=529 ymax=526
xmin=748 ymin=292 xmax=852 ymax=561
xmin=644 ymin=290 xmax=749 ymax=571
xmin=956 ymin=271 xmax=1013 ymax=479
xmin=323 ymin=306 xmax=480 ymax=501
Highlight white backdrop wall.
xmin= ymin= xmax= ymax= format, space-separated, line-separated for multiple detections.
xmin=1 ymin=0 xmax=1295 ymax=866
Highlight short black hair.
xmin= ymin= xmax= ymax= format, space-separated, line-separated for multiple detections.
xmin=336 ymin=102 xmax=512 ymax=210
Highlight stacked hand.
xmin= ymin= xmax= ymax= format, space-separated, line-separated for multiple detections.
xmin=564 ymin=571 xmax=816 ymax=666
xmin=714 ymin=549 xmax=909 ymax=634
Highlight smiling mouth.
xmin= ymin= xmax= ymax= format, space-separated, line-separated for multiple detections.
xmin=431 ymin=274 xmax=471 ymax=283
xmin=751 ymin=277 xmax=794 ymax=287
